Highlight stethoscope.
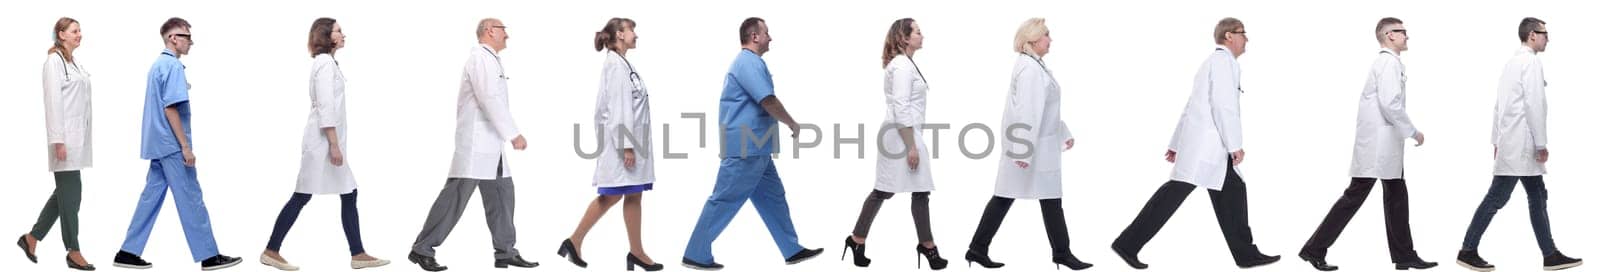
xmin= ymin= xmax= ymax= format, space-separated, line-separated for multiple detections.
xmin=618 ymin=53 xmax=646 ymax=100
xmin=482 ymin=46 xmax=508 ymax=80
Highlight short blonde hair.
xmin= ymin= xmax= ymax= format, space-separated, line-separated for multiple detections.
xmin=1013 ymin=18 xmax=1048 ymax=56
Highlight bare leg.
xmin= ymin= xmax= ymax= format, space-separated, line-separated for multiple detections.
xmin=568 ymin=195 xmax=623 ymax=254
xmin=623 ymin=193 xmax=655 ymax=264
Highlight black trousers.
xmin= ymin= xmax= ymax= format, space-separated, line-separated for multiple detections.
xmin=967 ymin=196 xmax=1076 ymax=258
xmin=1299 ymin=177 xmax=1419 ymax=262
xmin=1112 ymin=161 xmax=1263 ymax=265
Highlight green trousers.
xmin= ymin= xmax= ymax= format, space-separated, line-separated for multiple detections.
xmin=30 ymin=170 xmax=83 ymax=251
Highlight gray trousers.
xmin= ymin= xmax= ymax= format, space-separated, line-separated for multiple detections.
xmin=852 ymin=190 xmax=934 ymax=242
xmin=412 ymin=163 xmax=519 ymax=259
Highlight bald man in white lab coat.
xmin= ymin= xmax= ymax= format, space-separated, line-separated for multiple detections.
xmin=1296 ymin=17 xmax=1436 ymax=272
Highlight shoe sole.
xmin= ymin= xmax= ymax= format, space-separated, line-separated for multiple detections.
xmin=202 ymin=259 xmax=242 ymax=271
xmin=260 ymin=258 xmax=300 ymax=271
xmin=681 ymin=263 xmax=723 ymax=271
xmin=786 ymin=254 xmax=819 ymax=265
xmin=1545 ymin=260 xmax=1582 ymax=271
xmin=1456 ymin=260 xmax=1495 ymax=272
xmin=113 ymin=263 xmax=153 ymax=269
xmin=352 ymin=260 xmax=391 ymax=269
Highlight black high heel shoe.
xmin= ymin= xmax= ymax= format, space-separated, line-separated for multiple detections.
xmin=916 ymin=245 xmax=948 ymax=270
xmin=625 ymin=253 xmax=663 ymax=271
xmin=556 ymin=239 xmax=587 ymax=268
xmin=964 ymin=250 xmax=1005 ymax=268
xmin=841 ymin=236 xmax=871 ymax=267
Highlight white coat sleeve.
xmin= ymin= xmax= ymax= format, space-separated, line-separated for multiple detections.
xmin=1525 ymin=61 xmax=1548 ymax=150
xmin=888 ymin=62 xmax=917 ymax=128
xmin=1376 ymin=60 xmax=1418 ymax=139
xmin=1006 ymin=67 xmax=1048 ymax=164
xmin=605 ymin=60 xmax=638 ymax=149
xmin=1209 ymin=60 xmax=1244 ymax=153
xmin=469 ymin=54 xmax=520 ymax=141
xmin=42 ymin=54 xmax=66 ymax=144
xmin=312 ymin=60 xmax=342 ymax=129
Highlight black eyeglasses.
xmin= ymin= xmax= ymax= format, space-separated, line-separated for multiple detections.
xmin=1390 ymin=29 xmax=1407 ymax=34
xmin=171 ymin=33 xmax=192 ymax=41
xmin=1533 ymin=30 xmax=1548 ymax=36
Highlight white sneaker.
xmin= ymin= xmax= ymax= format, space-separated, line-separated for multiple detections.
xmin=352 ymin=258 xmax=391 ymax=269
xmin=260 ymin=253 xmax=299 ymax=271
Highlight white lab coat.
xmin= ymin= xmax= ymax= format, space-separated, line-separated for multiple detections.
xmin=1167 ymin=47 xmax=1244 ymax=190
xmin=875 ymin=55 xmax=934 ymax=193
xmin=42 ymin=53 xmax=92 ymax=172
xmin=592 ymin=49 xmax=655 ymax=188
xmin=1491 ymin=46 xmax=1548 ymax=176
xmin=993 ymin=54 xmax=1072 ymax=199
xmin=450 ymin=44 xmax=519 ymax=180
xmin=296 ymin=54 xmax=358 ymax=195
xmin=1349 ymin=49 xmax=1419 ymax=179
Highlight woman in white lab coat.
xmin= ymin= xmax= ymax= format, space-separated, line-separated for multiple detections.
xmin=259 ymin=18 xmax=389 ymax=271
xmin=962 ymin=18 xmax=1090 ymax=271
xmin=18 ymin=17 xmax=96 ymax=271
xmin=557 ymin=17 xmax=663 ymax=272
xmin=840 ymin=18 xmax=947 ymax=270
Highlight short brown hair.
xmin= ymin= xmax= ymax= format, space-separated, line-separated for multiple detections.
xmin=1518 ymin=17 xmax=1545 ymax=42
xmin=160 ymin=17 xmax=190 ymax=36
xmin=1375 ymin=17 xmax=1403 ymax=43
xmin=738 ymin=17 xmax=764 ymax=45
xmin=308 ymin=17 xmax=338 ymax=57
xmin=1212 ymin=17 xmax=1243 ymax=45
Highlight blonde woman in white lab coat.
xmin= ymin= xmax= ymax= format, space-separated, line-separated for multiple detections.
xmin=840 ymin=18 xmax=946 ymax=270
xmin=1109 ymin=17 xmax=1279 ymax=270
xmin=18 ymin=17 xmax=96 ymax=271
xmin=961 ymin=18 xmax=1090 ymax=271
xmin=1455 ymin=17 xmax=1582 ymax=272
xmin=556 ymin=18 xmax=663 ymax=272
xmin=258 ymin=18 xmax=389 ymax=271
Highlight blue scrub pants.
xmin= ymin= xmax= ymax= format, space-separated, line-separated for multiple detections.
xmin=119 ymin=152 xmax=221 ymax=262
xmin=682 ymin=155 xmax=803 ymax=264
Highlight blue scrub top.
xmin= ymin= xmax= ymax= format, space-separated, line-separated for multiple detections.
xmin=719 ymin=49 xmax=779 ymax=158
xmin=140 ymin=49 xmax=191 ymax=160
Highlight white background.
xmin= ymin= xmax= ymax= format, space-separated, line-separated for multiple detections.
xmin=1 ymin=0 xmax=1596 ymax=271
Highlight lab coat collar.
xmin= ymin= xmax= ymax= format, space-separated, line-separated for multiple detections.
xmin=1517 ymin=45 xmax=1536 ymax=55
xmin=479 ymin=43 xmax=500 ymax=57
xmin=1215 ymin=46 xmax=1236 ymax=58
xmin=1379 ymin=47 xmax=1401 ymax=60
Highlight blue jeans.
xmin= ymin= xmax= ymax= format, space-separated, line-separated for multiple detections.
xmin=682 ymin=155 xmax=803 ymax=264
xmin=1461 ymin=175 xmax=1558 ymax=256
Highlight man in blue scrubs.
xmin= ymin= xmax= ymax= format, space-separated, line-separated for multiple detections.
xmin=111 ymin=17 xmax=242 ymax=271
xmin=680 ymin=17 xmax=823 ymax=270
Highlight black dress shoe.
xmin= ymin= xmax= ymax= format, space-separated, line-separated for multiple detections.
xmin=17 ymin=235 xmax=36 ymax=263
xmin=964 ymin=250 xmax=1004 ymax=268
xmin=199 ymin=254 xmax=242 ymax=271
xmin=1455 ymin=250 xmax=1493 ymax=272
xmin=785 ymin=248 xmax=824 ymax=265
xmin=626 ymin=253 xmax=664 ymax=271
xmin=67 ymin=255 xmax=97 ymax=271
xmin=681 ymin=257 xmax=724 ymax=271
xmin=1544 ymin=251 xmax=1582 ymax=271
xmin=494 ymin=255 xmax=538 ymax=268
xmin=1111 ymin=245 xmax=1147 ymax=269
xmin=1395 ymin=258 xmax=1438 ymax=270
xmin=556 ymin=239 xmax=587 ymax=268
xmin=1238 ymin=254 xmax=1281 ymax=268
xmin=1298 ymin=252 xmax=1338 ymax=271
xmin=1053 ymin=254 xmax=1093 ymax=270
xmin=112 ymin=251 xmax=153 ymax=269
xmin=408 ymin=251 xmax=447 ymax=271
